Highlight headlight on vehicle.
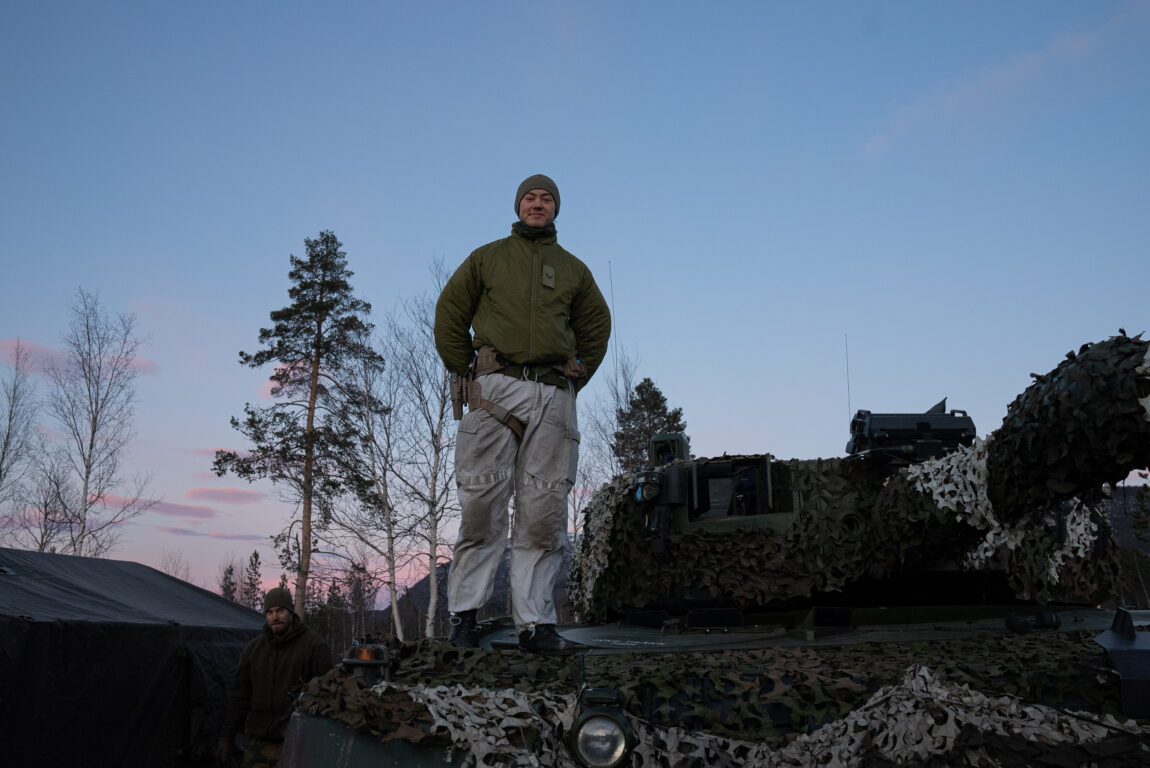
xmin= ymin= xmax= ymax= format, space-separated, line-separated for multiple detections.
xmin=569 ymin=688 xmax=634 ymax=768
xmin=340 ymin=637 xmax=391 ymax=685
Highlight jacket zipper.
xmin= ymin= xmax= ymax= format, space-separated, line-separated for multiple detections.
xmin=528 ymin=241 xmax=539 ymax=361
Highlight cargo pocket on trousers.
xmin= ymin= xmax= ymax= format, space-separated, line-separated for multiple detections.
xmin=455 ymin=410 xmax=506 ymax=489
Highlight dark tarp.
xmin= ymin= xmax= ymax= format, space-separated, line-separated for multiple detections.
xmin=0 ymin=547 xmax=264 ymax=767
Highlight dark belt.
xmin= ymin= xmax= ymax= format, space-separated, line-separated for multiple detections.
xmin=474 ymin=346 xmax=570 ymax=390
xmin=491 ymin=363 xmax=570 ymax=390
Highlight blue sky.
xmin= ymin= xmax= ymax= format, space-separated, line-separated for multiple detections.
xmin=2 ymin=1 xmax=1148 ymax=589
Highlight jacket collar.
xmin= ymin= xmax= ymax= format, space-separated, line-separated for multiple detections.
xmin=511 ymin=220 xmax=557 ymax=243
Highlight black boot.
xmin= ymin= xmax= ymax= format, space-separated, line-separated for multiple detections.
xmin=518 ymin=624 xmax=579 ymax=656
xmin=448 ymin=610 xmax=479 ymax=648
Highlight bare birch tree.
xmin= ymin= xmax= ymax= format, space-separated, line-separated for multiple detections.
xmin=3 ymin=448 xmax=70 ymax=551
xmin=580 ymin=347 xmax=638 ymax=479
xmin=321 ymin=323 xmax=411 ymax=640
xmin=159 ymin=549 xmax=191 ymax=582
xmin=39 ymin=289 xmax=155 ymax=556
xmin=387 ymin=268 xmax=458 ymax=639
xmin=0 ymin=340 xmax=37 ymax=511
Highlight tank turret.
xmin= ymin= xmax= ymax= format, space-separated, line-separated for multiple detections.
xmin=572 ymin=332 xmax=1150 ymax=622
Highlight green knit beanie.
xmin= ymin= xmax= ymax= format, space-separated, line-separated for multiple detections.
xmin=262 ymin=587 xmax=294 ymax=613
xmin=515 ymin=174 xmax=560 ymax=219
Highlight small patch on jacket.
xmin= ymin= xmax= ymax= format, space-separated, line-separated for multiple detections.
xmin=541 ymin=264 xmax=556 ymax=289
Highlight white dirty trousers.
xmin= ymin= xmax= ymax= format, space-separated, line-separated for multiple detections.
xmin=447 ymin=373 xmax=579 ymax=631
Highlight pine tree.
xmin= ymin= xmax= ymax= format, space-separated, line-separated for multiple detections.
xmin=326 ymin=579 xmax=347 ymax=612
xmin=214 ymin=230 xmax=381 ymax=609
xmin=218 ymin=562 xmax=238 ymax=602
xmin=612 ymin=377 xmax=689 ymax=472
xmin=344 ymin=561 xmax=378 ymax=638
xmin=240 ymin=550 xmax=263 ymax=610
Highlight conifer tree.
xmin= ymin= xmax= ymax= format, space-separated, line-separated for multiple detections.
xmin=612 ymin=377 xmax=689 ymax=472
xmin=218 ymin=561 xmax=238 ymax=602
xmin=240 ymin=550 xmax=263 ymax=610
xmin=214 ymin=230 xmax=381 ymax=608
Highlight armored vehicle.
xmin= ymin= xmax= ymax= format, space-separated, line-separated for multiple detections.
xmin=283 ymin=332 xmax=1150 ymax=767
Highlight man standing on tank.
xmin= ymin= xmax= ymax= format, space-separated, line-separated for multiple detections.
xmin=434 ymin=173 xmax=611 ymax=655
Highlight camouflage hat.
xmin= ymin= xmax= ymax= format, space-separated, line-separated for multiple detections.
xmin=515 ymin=174 xmax=560 ymax=219
xmin=262 ymin=586 xmax=294 ymax=613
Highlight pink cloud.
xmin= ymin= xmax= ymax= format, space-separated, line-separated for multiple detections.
xmin=151 ymin=501 xmax=217 ymax=519
xmin=36 ymin=425 xmax=67 ymax=442
xmin=186 ymin=488 xmax=267 ymax=504
xmin=132 ymin=357 xmax=160 ymax=375
xmin=100 ymin=494 xmax=217 ymax=520
xmin=157 ymin=526 xmax=266 ymax=541
xmin=130 ymin=297 xmax=183 ymax=315
xmin=0 ymin=338 xmax=158 ymax=376
xmin=1 ymin=338 xmax=65 ymax=372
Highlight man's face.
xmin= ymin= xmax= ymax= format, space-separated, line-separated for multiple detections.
xmin=518 ymin=189 xmax=556 ymax=228
xmin=265 ymin=606 xmax=292 ymax=636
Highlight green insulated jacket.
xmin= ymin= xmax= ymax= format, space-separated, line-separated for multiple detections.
xmin=435 ymin=229 xmax=611 ymax=387
xmin=222 ymin=616 xmax=334 ymax=743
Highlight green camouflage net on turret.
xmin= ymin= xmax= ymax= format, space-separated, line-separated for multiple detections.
xmin=987 ymin=334 xmax=1150 ymax=520
xmin=298 ymin=631 xmax=1150 ymax=765
xmin=571 ymin=335 xmax=1150 ymax=620
xmin=886 ymin=438 xmax=1120 ymax=604
xmin=571 ymin=459 xmax=887 ymax=623
xmin=571 ymin=443 xmax=1120 ymax=622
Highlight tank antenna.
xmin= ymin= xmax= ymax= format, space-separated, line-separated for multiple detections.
xmin=844 ymin=334 xmax=853 ymax=423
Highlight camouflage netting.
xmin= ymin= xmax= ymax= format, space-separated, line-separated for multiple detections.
xmin=571 ymin=336 xmax=1150 ymax=620
xmin=987 ymin=333 xmax=1150 ymax=521
xmin=627 ymin=665 xmax=1150 ymax=767
xmin=299 ymin=671 xmax=443 ymax=745
xmin=571 ymin=449 xmax=1120 ymax=622
xmin=884 ymin=438 xmax=1120 ymax=604
xmin=294 ymin=334 xmax=1150 ymax=763
xmin=299 ymin=631 xmax=1150 ymax=765
xmin=570 ymin=459 xmax=888 ymax=623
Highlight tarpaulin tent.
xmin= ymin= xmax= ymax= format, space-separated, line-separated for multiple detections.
xmin=0 ymin=547 xmax=264 ymax=767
